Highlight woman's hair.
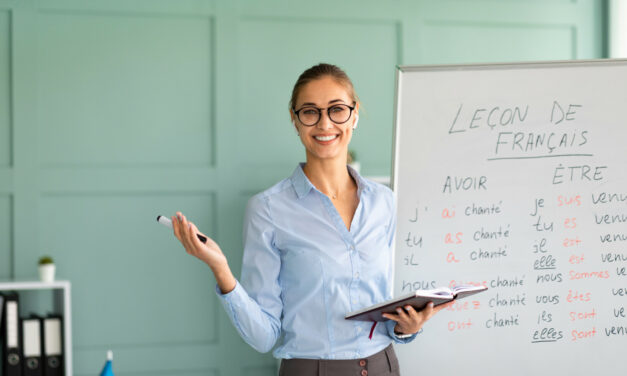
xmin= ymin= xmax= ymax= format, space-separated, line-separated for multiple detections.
xmin=289 ymin=63 xmax=359 ymax=110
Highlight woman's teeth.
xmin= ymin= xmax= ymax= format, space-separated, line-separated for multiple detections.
xmin=315 ymin=135 xmax=338 ymax=141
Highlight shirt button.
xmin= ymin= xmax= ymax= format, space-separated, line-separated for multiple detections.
xmin=350 ymin=245 xmax=355 ymax=250
xmin=354 ymin=272 xmax=360 ymax=278
xmin=357 ymin=327 xmax=362 ymax=332
xmin=361 ymin=370 xmax=368 ymax=376
xmin=359 ymin=359 xmax=367 ymax=367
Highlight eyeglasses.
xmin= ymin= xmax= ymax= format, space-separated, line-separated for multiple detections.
xmin=292 ymin=102 xmax=356 ymax=126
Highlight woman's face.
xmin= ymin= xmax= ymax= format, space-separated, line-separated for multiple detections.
xmin=291 ymin=76 xmax=358 ymax=163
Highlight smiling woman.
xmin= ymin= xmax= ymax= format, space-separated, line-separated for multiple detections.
xmin=289 ymin=65 xmax=359 ymax=173
xmin=170 ymin=63 xmax=450 ymax=376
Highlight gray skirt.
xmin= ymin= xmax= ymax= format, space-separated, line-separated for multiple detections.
xmin=278 ymin=344 xmax=400 ymax=376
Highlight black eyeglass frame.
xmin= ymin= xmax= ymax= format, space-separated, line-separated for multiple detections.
xmin=292 ymin=101 xmax=356 ymax=126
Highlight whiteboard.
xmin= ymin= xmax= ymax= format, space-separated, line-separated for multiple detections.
xmin=391 ymin=60 xmax=627 ymax=376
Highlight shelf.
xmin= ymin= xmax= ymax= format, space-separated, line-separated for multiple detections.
xmin=1 ymin=279 xmax=73 ymax=376
xmin=0 ymin=279 xmax=70 ymax=290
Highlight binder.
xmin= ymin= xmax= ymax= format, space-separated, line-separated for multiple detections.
xmin=42 ymin=316 xmax=64 ymax=376
xmin=1 ymin=292 xmax=22 ymax=376
xmin=0 ymin=293 xmax=4 ymax=332
xmin=21 ymin=316 xmax=43 ymax=376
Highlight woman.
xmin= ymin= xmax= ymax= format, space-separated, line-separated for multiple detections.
xmin=171 ymin=63 xmax=449 ymax=375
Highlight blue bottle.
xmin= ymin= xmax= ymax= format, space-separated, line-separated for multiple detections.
xmin=100 ymin=350 xmax=114 ymax=376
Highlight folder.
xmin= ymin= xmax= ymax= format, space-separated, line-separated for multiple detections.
xmin=0 ymin=293 xmax=4 ymax=332
xmin=1 ymin=292 xmax=22 ymax=376
xmin=42 ymin=316 xmax=64 ymax=376
xmin=21 ymin=316 xmax=43 ymax=376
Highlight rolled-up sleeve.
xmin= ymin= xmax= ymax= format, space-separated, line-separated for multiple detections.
xmin=215 ymin=194 xmax=283 ymax=353
xmin=385 ymin=319 xmax=418 ymax=344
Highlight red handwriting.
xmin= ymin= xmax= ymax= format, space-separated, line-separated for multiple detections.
xmin=442 ymin=208 xmax=456 ymax=218
xmin=557 ymin=194 xmax=582 ymax=207
xmin=564 ymin=217 xmax=577 ymax=229
xmin=569 ymin=309 xmax=597 ymax=321
xmin=447 ymin=301 xmax=469 ymax=311
xmin=445 ymin=232 xmax=463 ymax=244
xmin=445 ymin=300 xmax=481 ymax=312
xmin=446 ymin=252 xmax=460 ymax=263
xmin=571 ymin=327 xmax=596 ymax=341
xmin=563 ymin=237 xmax=582 ymax=247
xmin=449 ymin=280 xmax=487 ymax=288
xmin=569 ymin=254 xmax=585 ymax=264
xmin=569 ymin=270 xmax=610 ymax=280
xmin=448 ymin=319 xmax=473 ymax=332
xmin=566 ymin=290 xmax=591 ymax=303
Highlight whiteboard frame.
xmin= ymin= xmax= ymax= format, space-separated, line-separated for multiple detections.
xmin=389 ymin=57 xmax=627 ymax=297
xmin=390 ymin=58 xmax=627 ymax=192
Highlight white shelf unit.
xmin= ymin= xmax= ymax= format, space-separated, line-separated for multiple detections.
xmin=0 ymin=280 xmax=73 ymax=376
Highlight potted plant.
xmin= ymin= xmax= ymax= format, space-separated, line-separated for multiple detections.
xmin=38 ymin=256 xmax=56 ymax=283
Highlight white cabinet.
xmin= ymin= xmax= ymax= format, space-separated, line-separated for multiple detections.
xmin=0 ymin=280 xmax=73 ymax=376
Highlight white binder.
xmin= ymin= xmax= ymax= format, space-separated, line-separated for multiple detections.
xmin=22 ymin=317 xmax=43 ymax=376
xmin=42 ymin=317 xmax=64 ymax=376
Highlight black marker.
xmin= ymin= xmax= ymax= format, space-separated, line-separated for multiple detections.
xmin=156 ymin=215 xmax=207 ymax=244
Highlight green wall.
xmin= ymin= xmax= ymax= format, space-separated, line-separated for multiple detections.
xmin=0 ymin=0 xmax=605 ymax=375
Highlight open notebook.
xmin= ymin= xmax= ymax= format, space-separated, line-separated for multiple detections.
xmin=345 ymin=284 xmax=488 ymax=322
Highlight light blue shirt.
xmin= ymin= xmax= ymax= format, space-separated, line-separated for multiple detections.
xmin=216 ymin=163 xmax=416 ymax=359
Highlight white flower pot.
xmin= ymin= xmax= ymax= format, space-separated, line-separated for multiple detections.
xmin=39 ymin=264 xmax=56 ymax=283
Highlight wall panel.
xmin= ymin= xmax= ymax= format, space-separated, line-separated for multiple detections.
xmin=0 ymin=170 xmax=10 ymax=193
xmin=74 ymin=346 xmax=221 ymax=376
xmin=0 ymin=10 xmax=11 ymax=167
xmin=35 ymin=11 xmax=214 ymax=167
xmin=37 ymin=192 xmax=218 ymax=346
xmin=242 ymin=366 xmax=276 ymax=376
xmin=0 ymin=195 xmax=11 ymax=279
xmin=237 ymin=17 xmax=399 ymax=175
xmin=421 ymin=21 xmax=576 ymax=64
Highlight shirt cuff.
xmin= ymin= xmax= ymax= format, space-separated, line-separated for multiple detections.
xmin=215 ymin=280 xmax=245 ymax=305
xmin=385 ymin=320 xmax=418 ymax=344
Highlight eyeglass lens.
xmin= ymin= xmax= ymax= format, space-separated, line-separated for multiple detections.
xmin=298 ymin=104 xmax=352 ymax=126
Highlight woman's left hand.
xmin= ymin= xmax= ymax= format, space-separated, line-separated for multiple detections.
xmin=382 ymin=301 xmax=454 ymax=335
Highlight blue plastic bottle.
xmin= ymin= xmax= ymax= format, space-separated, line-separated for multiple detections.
xmin=100 ymin=350 xmax=114 ymax=376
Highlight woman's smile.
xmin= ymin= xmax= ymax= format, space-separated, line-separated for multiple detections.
xmin=313 ymin=134 xmax=340 ymax=143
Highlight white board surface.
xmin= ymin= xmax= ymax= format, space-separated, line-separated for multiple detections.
xmin=392 ymin=60 xmax=627 ymax=375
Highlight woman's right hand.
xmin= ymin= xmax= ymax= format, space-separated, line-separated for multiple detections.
xmin=172 ymin=211 xmax=236 ymax=293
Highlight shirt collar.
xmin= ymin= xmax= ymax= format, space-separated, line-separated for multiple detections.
xmin=290 ymin=162 xmax=371 ymax=199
